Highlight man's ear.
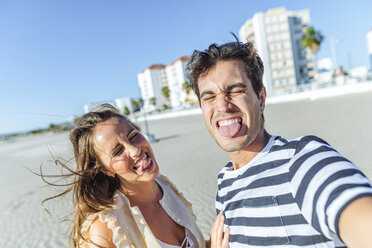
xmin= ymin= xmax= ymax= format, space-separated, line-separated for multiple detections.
xmin=100 ymin=168 xmax=115 ymax=177
xmin=258 ymin=87 xmax=267 ymax=113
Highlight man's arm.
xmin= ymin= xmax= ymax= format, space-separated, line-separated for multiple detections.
xmin=287 ymin=135 xmax=372 ymax=245
xmin=339 ymin=196 xmax=372 ymax=248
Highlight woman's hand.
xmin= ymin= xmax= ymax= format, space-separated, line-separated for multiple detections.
xmin=210 ymin=211 xmax=230 ymax=248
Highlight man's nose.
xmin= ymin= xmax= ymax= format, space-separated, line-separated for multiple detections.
xmin=215 ymin=93 xmax=233 ymax=112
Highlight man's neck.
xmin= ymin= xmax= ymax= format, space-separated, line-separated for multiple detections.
xmin=229 ymin=130 xmax=271 ymax=170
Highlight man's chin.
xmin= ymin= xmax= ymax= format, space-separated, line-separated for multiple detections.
xmin=217 ymin=140 xmax=247 ymax=152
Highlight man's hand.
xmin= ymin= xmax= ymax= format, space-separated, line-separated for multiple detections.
xmin=339 ymin=196 xmax=372 ymax=248
xmin=210 ymin=211 xmax=230 ymax=248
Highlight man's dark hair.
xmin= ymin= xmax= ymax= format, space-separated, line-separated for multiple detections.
xmin=186 ymin=38 xmax=264 ymax=101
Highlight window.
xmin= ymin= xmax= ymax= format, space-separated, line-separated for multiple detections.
xmin=278 ymin=14 xmax=286 ymax=21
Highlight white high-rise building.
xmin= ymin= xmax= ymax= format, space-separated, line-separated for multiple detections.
xmin=239 ymin=7 xmax=313 ymax=95
xmin=366 ymin=29 xmax=372 ymax=70
xmin=83 ymin=97 xmax=133 ymax=114
xmin=84 ymin=101 xmax=116 ymax=113
xmin=138 ymin=64 xmax=167 ymax=112
xmin=166 ymin=56 xmax=189 ymax=108
xmin=114 ymin=97 xmax=134 ymax=114
xmin=138 ymin=56 xmax=191 ymax=112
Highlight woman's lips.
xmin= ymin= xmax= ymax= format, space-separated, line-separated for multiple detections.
xmin=133 ymin=153 xmax=153 ymax=172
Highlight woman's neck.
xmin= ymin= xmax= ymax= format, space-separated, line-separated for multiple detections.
xmin=119 ymin=180 xmax=162 ymax=207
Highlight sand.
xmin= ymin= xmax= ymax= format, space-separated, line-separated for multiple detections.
xmin=1 ymin=89 xmax=371 ymax=247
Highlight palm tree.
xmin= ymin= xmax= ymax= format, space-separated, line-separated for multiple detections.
xmin=302 ymin=26 xmax=324 ymax=81
xmin=161 ymin=86 xmax=170 ymax=103
xmin=131 ymin=100 xmax=139 ymax=112
xmin=301 ymin=26 xmax=324 ymax=54
xmin=150 ymin=97 xmax=156 ymax=107
xmin=137 ymin=98 xmax=143 ymax=108
xmin=123 ymin=106 xmax=130 ymax=116
xmin=182 ymin=81 xmax=191 ymax=95
xmin=162 ymin=104 xmax=169 ymax=110
xmin=161 ymin=86 xmax=170 ymax=100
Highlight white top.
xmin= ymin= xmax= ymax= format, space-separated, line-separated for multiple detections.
xmin=80 ymin=175 xmax=205 ymax=248
xmin=156 ymin=228 xmax=195 ymax=248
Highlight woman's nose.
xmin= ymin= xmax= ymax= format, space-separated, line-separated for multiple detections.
xmin=127 ymin=144 xmax=141 ymax=158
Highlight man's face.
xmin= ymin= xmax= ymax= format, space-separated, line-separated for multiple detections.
xmin=197 ymin=60 xmax=265 ymax=152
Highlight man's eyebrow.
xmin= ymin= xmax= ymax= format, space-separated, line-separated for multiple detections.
xmin=226 ymin=83 xmax=247 ymax=91
xmin=200 ymin=90 xmax=215 ymax=99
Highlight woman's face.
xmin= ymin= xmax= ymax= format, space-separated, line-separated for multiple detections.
xmin=92 ymin=117 xmax=159 ymax=183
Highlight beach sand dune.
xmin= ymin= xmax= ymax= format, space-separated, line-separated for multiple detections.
xmin=0 ymin=90 xmax=371 ymax=247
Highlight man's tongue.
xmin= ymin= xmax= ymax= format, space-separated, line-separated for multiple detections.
xmin=218 ymin=121 xmax=241 ymax=138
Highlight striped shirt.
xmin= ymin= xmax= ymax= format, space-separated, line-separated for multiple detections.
xmin=215 ymin=135 xmax=372 ymax=247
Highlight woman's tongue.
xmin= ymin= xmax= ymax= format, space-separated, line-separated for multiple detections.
xmin=137 ymin=157 xmax=151 ymax=172
xmin=218 ymin=121 xmax=241 ymax=138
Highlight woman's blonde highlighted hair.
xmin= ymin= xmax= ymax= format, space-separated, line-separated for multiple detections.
xmin=41 ymin=104 xmax=139 ymax=247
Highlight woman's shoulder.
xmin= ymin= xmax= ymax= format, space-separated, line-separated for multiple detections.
xmin=80 ymin=191 xmax=129 ymax=247
xmin=88 ymin=216 xmax=116 ymax=248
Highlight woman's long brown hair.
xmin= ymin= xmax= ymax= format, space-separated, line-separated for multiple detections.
xmin=40 ymin=104 xmax=139 ymax=247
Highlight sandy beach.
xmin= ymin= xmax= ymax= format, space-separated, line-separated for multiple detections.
xmin=1 ymin=89 xmax=372 ymax=247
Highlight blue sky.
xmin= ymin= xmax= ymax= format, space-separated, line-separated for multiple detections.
xmin=1 ymin=0 xmax=371 ymax=135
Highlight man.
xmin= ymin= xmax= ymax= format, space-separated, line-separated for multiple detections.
xmin=187 ymin=40 xmax=372 ymax=247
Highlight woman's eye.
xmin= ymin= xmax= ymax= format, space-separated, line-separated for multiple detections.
xmin=113 ymin=146 xmax=124 ymax=157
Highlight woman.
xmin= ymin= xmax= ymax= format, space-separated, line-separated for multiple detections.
xmin=43 ymin=104 xmax=205 ymax=248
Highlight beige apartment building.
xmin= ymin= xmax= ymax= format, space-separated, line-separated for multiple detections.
xmin=239 ymin=7 xmax=314 ymax=95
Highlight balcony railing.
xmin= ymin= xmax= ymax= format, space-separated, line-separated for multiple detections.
xmin=271 ymin=73 xmax=372 ymax=97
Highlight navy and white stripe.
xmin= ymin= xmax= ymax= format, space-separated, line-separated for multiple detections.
xmin=215 ymin=135 xmax=372 ymax=247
